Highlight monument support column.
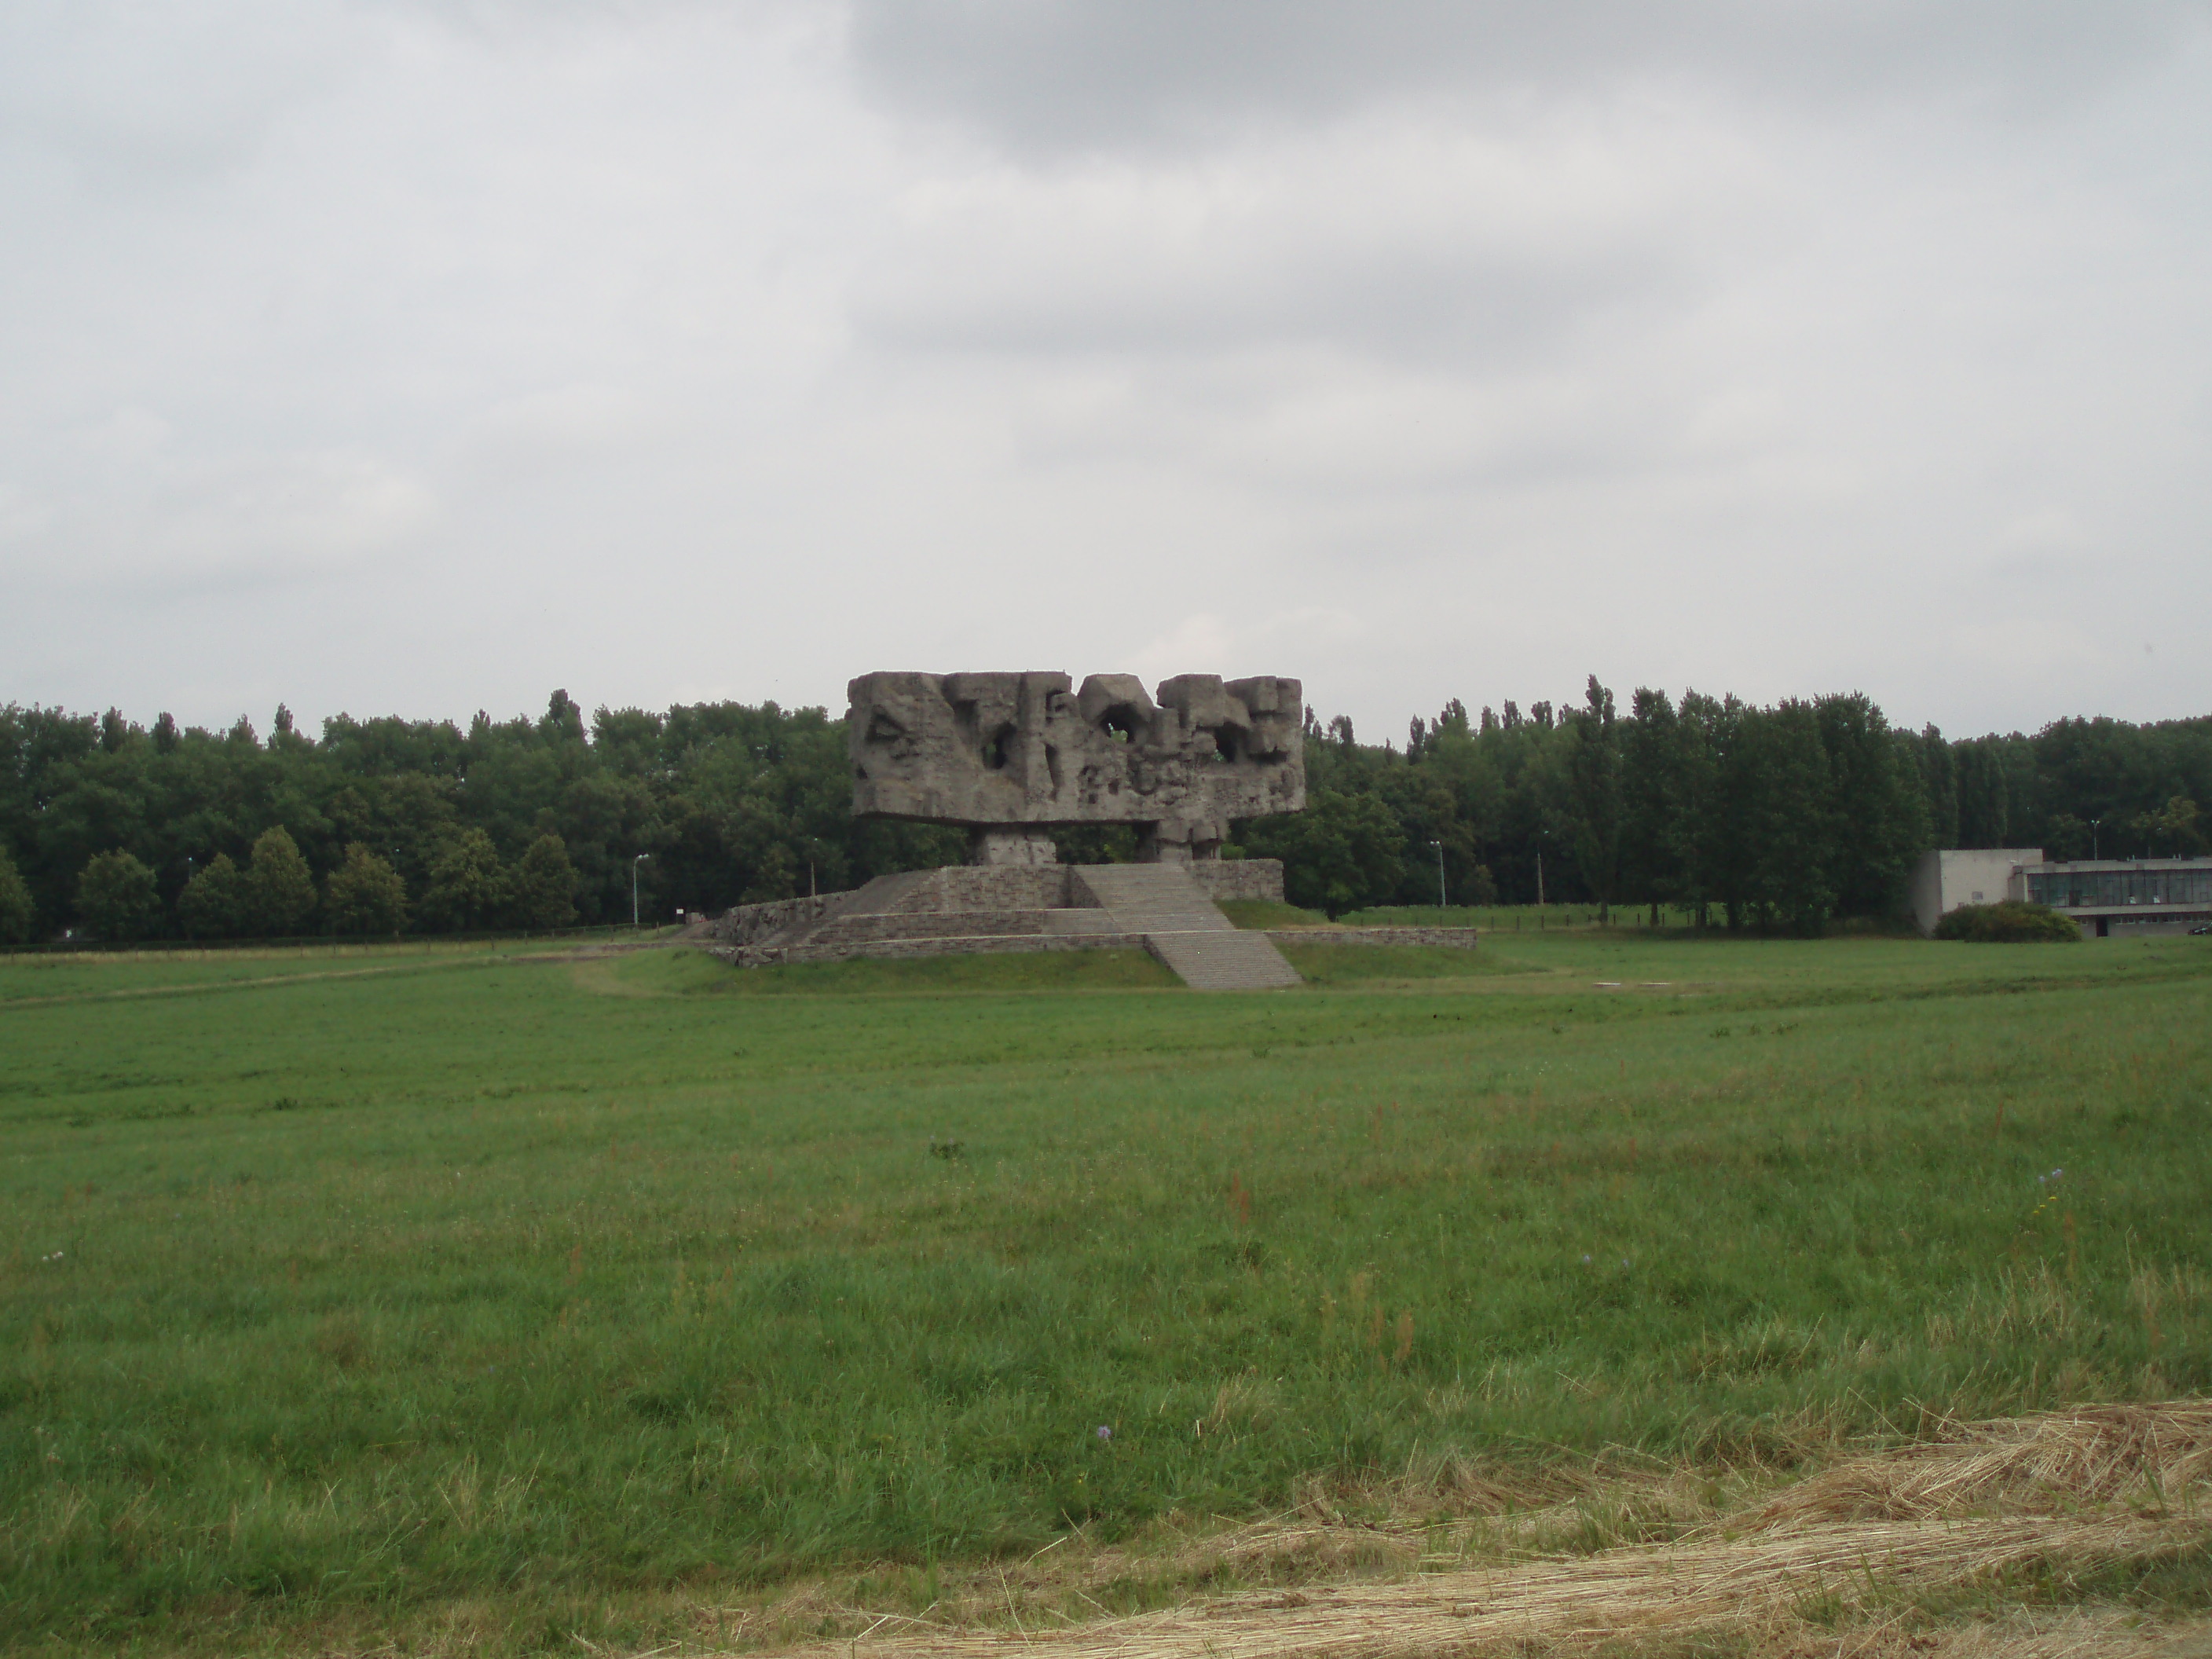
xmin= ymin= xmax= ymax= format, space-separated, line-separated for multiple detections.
xmin=968 ymin=827 xmax=1060 ymax=866
xmin=1136 ymin=822 xmax=1193 ymax=865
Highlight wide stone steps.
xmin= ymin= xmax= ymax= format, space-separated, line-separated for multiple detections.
xmin=1072 ymin=866 xmax=1231 ymax=926
xmin=1075 ymin=865 xmax=1300 ymax=991
xmin=1146 ymin=926 xmax=1305 ymax=990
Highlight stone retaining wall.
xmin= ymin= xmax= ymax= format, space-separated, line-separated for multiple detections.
xmin=709 ymin=918 xmax=1474 ymax=970
xmin=1187 ymin=860 xmax=1285 ymax=903
xmin=715 ymin=892 xmax=846 ymax=947
xmin=712 ymin=859 xmax=1285 ymax=949
xmin=884 ymin=866 xmax=1070 ymax=911
xmin=1265 ymin=926 xmax=1481 ymax=949
xmin=711 ymin=932 xmax=1153 ymax=968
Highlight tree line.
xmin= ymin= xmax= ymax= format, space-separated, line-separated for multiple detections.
xmin=1 ymin=683 xmax=2206 ymax=943
xmin=1249 ymin=680 xmax=2210 ymax=926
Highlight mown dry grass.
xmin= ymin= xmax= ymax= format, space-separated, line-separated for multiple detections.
xmin=742 ymin=1404 xmax=2211 ymax=1659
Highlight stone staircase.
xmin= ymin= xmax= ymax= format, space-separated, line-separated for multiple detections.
xmin=1072 ymin=866 xmax=1302 ymax=991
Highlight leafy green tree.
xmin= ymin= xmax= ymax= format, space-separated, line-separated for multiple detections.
xmin=8 ymin=684 xmax=2203 ymax=944
xmin=324 ymin=845 xmax=408 ymax=935
xmin=0 ymin=846 xmax=37 ymax=943
xmin=1917 ymin=724 xmax=1958 ymax=848
xmin=2132 ymin=794 xmax=2206 ymax=858
xmin=420 ymin=829 xmax=507 ymax=932
xmin=1243 ymin=787 xmax=1404 ymax=915
xmin=78 ymin=849 xmax=159 ymax=939
xmin=1816 ymin=693 xmax=1928 ymax=919
xmin=1745 ymin=701 xmax=1837 ymax=936
xmin=507 ymin=834 xmax=580 ymax=929
xmin=1674 ymin=692 xmax=1741 ymax=928
xmin=1560 ymin=677 xmax=1623 ymax=921
xmin=1371 ymin=767 xmax=1474 ymax=906
xmin=1956 ymin=740 xmax=2010 ymax=848
xmin=1616 ymin=687 xmax=1678 ymax=921
xmin=178 ymin=854 xmax=246 ymax=938
xmin=244 ymin=826 xmax=318 ymax=936
xmin=2042 ymin=812 xmax=2092 ymax=861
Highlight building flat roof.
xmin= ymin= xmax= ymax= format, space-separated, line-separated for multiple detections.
xmin=2023 ymin=858 xmax=2212 ymax=873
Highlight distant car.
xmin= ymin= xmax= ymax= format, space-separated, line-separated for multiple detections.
xmin=2192 ymin=923 xmax=2212 ymax=936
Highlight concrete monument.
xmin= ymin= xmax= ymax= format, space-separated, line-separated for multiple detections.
xmin=848 ymin=672 xmax=1304 ymax=864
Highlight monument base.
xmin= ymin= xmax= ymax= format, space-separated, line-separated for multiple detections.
xmin=709 ymin=860 xmax=1297 ymax=988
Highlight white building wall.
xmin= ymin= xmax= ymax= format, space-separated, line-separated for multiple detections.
xmin=1908 ymin=848 xmax=2045 ymax=936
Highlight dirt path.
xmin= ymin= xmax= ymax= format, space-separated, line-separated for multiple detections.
xmin=0 ymin=951 xmax=548 ymax=1010
xmin=0 ymin=928 xmax=705 ymax=1011
xmin=751 ymin=1404 xmax=2212 ymax=1659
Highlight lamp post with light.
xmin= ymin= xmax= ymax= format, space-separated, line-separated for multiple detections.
xmin=632 ymin=854 xmax=650 ymax=929
xmin=1429 ymin=839 xmax=1447 ymax=911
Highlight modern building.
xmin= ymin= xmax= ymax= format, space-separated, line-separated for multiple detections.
xmin=1910 ymin=846 xmax=2212 ymax=936
xmin=2019 ymin=858 xmax=2212 ymax=936
xmin=1910 ymin=848 xmax=2045 ymax=936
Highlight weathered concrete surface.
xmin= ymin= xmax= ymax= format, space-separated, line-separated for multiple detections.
xmin=1265 ymin=926 xmax=1481 ymax=950
xmin=709 ymin=860 xmax=1300 ymax=988
xmin=1075 ymin=864 xmax=1301 ymax=990
xmin=848 ymin=672 xmax=1302 ymax=863
xmin=710 ymin=862 xmax=1285 ymax=953
xmin=1184 ymin=861 xmax=1284 ymax=903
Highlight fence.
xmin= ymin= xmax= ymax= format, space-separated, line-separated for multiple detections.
xmin=1337 ymin=903 xmax=1713 ymax=932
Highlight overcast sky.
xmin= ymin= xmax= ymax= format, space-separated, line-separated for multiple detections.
xmin=5 ymin=1 xmax=2210 ymax=742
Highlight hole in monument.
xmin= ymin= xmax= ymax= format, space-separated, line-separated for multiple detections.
xmin=1101 ymin=705 xmax=1141 ymax=744
xmin=983 ymin=725 xmax=1015 ymax=770
xmin=1210 ymin=726 xmax=1240 ymax=763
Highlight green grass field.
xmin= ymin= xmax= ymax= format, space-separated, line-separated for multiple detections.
xmin=3 ymin=931 xmax=2209 ymax=1654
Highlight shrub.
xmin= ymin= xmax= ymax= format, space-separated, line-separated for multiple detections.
xmin=245 ymin=827 xmax=318 ymax=936
xmin=419 ymin=829 xmax=507 ymax=932
xmin=507 ymin=834 xmax=579 ymax=930
xmin=178 ymin=854 xmax=246 ymax=938
xmin=1933 ymin=900 xmax=2081 ymax=943
xmin=324 ymin=845 xmax=408 ymax=935
xmin=78 ymin=850 xmax=159 ymax=940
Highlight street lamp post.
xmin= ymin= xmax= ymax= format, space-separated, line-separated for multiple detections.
xmin=1429 ymin=839 xmax=1447 ymax=911
xmin=2089 ymin=819 xmax=2102 ymax=861
xmin=632 ymin=854 xmax=650 ymax=928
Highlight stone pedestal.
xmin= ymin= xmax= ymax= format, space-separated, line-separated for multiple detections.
xmin=967 ymin=827 xmax=1060 ymax=866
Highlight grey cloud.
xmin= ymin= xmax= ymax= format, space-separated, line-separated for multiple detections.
xmin=0 ymin=0 xmax=364 ymax=189
xmin=1 ymin=1 xmax=2206 ymax=742
xmin=848 ymin=0 xmax=2212 ymax=153
xmin=855 ymin=235 xmax=1683 ymax=370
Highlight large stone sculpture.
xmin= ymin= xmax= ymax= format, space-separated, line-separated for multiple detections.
xmin=848 ymin=672 xmax=1304 ymax=864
